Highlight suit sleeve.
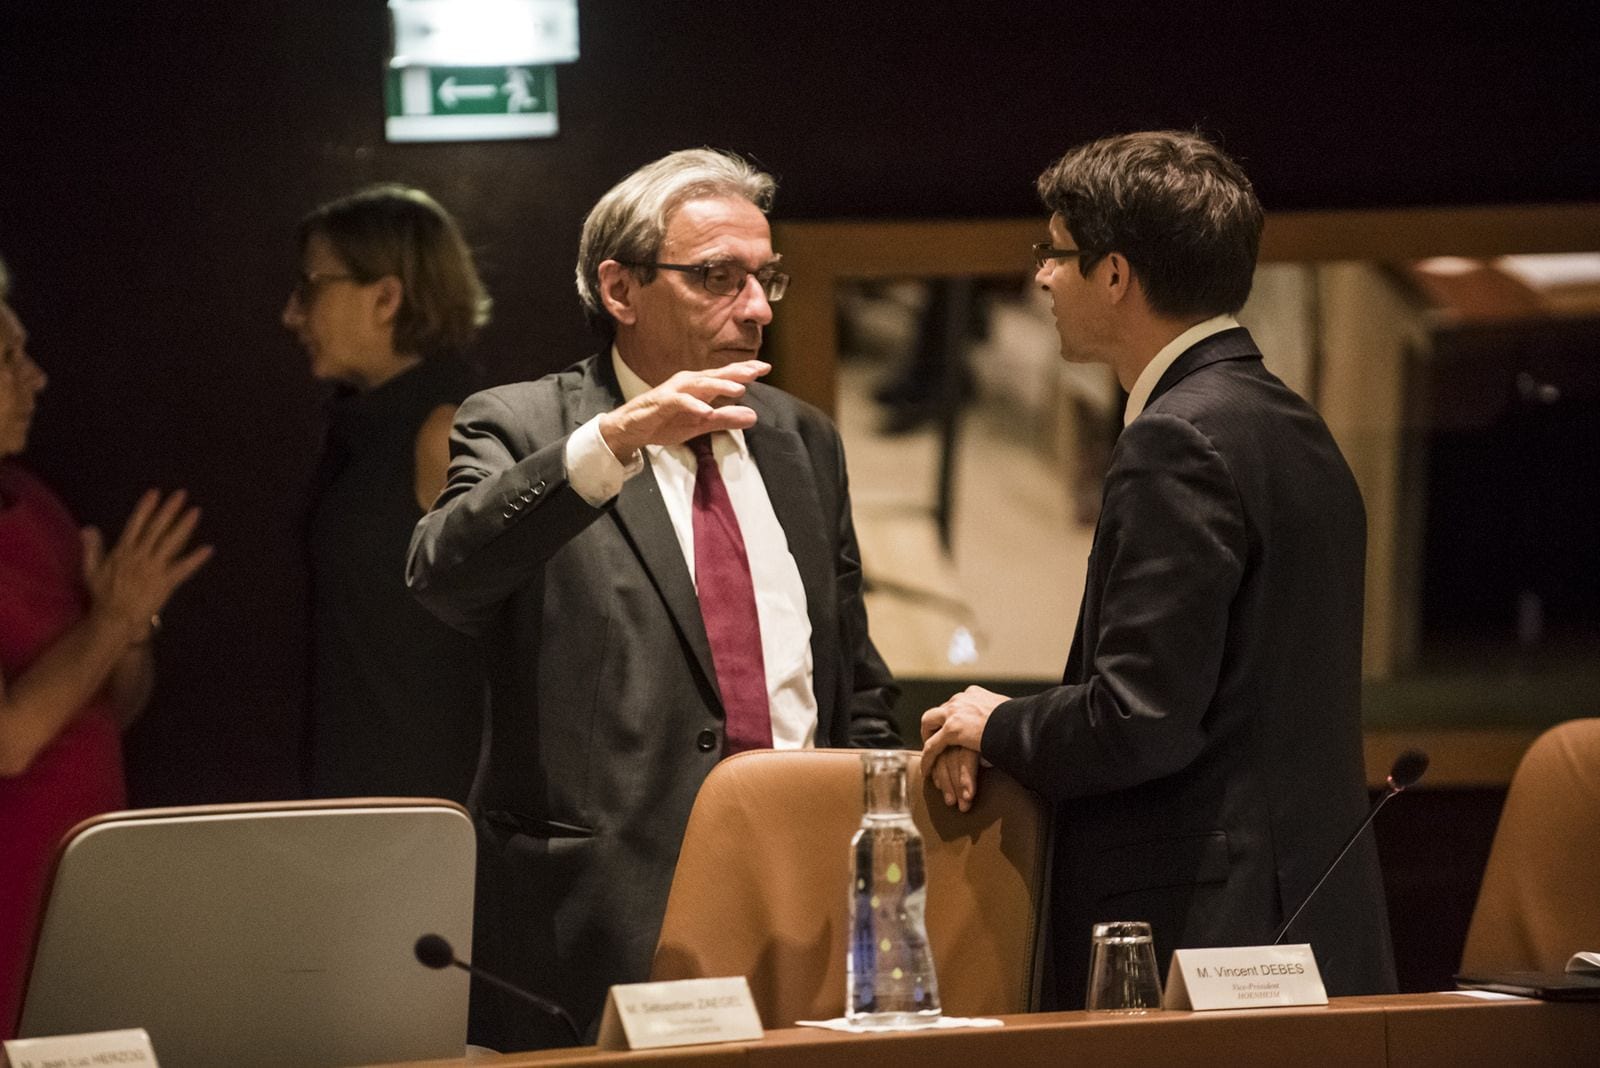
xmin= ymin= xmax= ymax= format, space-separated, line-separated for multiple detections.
xmin=981 ymin=411 xmax=1247 ymax=798
xmin=406 ymin=388 xmax=610 ymax=636
xmin=830 ymin=428 xmax=903 ymax=748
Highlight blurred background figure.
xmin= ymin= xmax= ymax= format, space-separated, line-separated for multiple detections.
xmin=1 ymin=254 xmax=212 ymax=1038
xmin=285 ymin=185 xmax=491 ymax=804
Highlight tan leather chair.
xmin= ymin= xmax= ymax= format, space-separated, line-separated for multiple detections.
xmin=650 ymin=748 xmax=1050 ymax=1027
xmin=1459 ymin=718 xmax=1600 ymax=974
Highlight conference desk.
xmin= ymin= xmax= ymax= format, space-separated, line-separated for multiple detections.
xmin=371 ymin=993 xmax=1599 ymax=1067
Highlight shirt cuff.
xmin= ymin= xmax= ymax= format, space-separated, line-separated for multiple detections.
xmin=565 ymin=414 xmax=643 ymax=506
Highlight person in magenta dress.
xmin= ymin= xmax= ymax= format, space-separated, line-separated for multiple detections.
xmin=0 ymin=255 xmax=212 ymax=1039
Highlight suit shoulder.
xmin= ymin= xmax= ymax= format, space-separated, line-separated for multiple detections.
xmin=748 ymin=381 xmax=838 ymax=435
xmin=1115 ymin=407 xmax=1229 ymax=469
xmin=461 ymin=357 xmax=601 ymax=418
xmin=1150 ymin=358 xmax=1327 ymax=437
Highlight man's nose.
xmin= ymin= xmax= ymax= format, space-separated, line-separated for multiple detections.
xmin=735 ymin=275 xmax=774 ymax=325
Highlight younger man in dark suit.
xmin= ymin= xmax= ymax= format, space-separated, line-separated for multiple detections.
xmin=407 ymin=149 xmax=898 ymax=1050
xmin=920 ymin=131 xmax=1396 ymax=1005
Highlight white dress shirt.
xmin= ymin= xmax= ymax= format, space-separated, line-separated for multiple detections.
xmin=563 ymin=349 xmax=818 ymax=748
xmin=1123 ymin=314 xmax=1241 ymax=426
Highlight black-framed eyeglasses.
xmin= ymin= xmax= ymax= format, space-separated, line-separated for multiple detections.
xmin=292 ymin=270 xmax=356 ymax=305
xmin=1032 ymin=243 xmax=1092 ymax=270
xmin=620 ymin=260 xmax=789 ymax=301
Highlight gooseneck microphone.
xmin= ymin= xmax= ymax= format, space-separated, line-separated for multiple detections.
xmin=414 ymin=934 xmax=582 ymax=1045
xmin=1272 ymin=749 xmax=1429 ymax=944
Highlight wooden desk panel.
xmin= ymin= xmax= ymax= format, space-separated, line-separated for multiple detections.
xmin=1368 ymin=993 xmax=1600 ymax=1067
xmin=364 ymin=995 xmax=1598 ymax=1067
xmin=1362 ymin=729 xmax=1538 ymax=789
xmin=383 ymin=1043 xmax=750 ymax=1066
xmin=746 ymin=1005 xmax=1386 ymax=1068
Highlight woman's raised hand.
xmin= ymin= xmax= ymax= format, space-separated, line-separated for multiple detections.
xmin=82 ymin=488 xmax=214 ymax=643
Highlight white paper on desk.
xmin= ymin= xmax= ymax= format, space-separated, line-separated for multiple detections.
xmin=1567 ymin=951 xmax=1600 ymax=974
xmin=596 ymin=976 xmax=763 ymax=1050
xmin=797 ymin=1016 xmax=1004 ymax=1033
xmin=4 ymin=1028 xmax=159 ymax=1067
xmin=1164 ymin=944 xmax=1327 ymax=1010
xmin=1446 ymin=989 xmax=1529 ymax=1000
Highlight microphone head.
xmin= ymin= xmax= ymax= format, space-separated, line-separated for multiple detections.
xmin=1388 ymin=749 xmax=1429 ymax=790
xmin=414 ymin=933 xmax=455 ymax=970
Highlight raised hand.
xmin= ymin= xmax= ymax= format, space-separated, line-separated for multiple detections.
xmin=597 ymin=360 xmax=770 ymax=459
xmin=82 ymin=488 xmax=214 ymax=643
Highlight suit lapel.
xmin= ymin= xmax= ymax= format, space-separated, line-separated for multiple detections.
xmin=565 ymin=357 xmax=722 ymax=705
xmin=614 ymin=467 xmax=721 ymax=701
xmin=744 ymin=396 xmax=839 ymax=730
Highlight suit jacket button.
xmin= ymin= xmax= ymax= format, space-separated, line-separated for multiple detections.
xmin=695 ymin=730 xmax=717 ymax=752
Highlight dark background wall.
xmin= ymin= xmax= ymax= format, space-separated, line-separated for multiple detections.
xmin=2 ymin=5 xmax=1597 ymax=807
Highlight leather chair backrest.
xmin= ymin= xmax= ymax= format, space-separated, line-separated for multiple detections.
xmin=1460 ymin=718 xmax=1600 ymax=974
xmin=18 ymin=798 xmax=474 ymax=1067
xmin=650 ymin=749 xmax=1049 ymax=1028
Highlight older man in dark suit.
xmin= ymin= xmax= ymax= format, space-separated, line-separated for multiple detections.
xmin=407 ymin=149 xmax=899 ymax=1051
xmin=920 ymin=130 xmax=1396 ymax=1006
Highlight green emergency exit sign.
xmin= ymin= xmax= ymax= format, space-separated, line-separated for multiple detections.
xmin=385 ymin=65 xmax=558 ymax=142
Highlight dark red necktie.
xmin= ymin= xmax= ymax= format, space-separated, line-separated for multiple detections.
xmin=688 ymin=434 xmax=773 ymax=755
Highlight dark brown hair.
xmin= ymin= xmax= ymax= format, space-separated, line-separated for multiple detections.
xmin=1037 ymin=131 xmax=1263 ymax=318
xmin=297 ymin=185 xmax=490 ymax=357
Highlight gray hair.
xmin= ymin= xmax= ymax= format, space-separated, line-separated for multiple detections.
xmin=575 ymin=148 xmax=776 ymax=338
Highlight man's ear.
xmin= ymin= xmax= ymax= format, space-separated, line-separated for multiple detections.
xmin=597 ymin=260 xmax=639 ymax=327
xmin=372 ymin=275 xmax=404 ymax=326
xmin=1104 ymin=254 xmax=1130 ymax=303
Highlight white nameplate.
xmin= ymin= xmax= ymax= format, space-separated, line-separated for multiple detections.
xmin=1163 ymin=944 xmax=1328 ymax=1010
xmin=4 ymin=1027 xmax=159 ymax=1068
xmin=596 ymin=976 xmax=763 ymax=1050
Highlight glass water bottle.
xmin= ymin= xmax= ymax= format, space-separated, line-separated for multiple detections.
xmin=846 ymin=750 xmax=942 ymax=1027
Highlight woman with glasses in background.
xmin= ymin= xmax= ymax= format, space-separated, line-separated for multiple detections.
xmin=284 ymin=185 xmax=490 ymax=805
xmin=0 ymin=255 xmax=211 ymax=1038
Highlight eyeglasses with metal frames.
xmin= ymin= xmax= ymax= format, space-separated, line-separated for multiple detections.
xmin=1031 ymin=243 xmax=1092 ymax=270
xmin=620 ymin=260 xmax=789 ymax=301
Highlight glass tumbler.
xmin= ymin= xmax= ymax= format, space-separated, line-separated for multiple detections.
xmin=1085 ymin=920 xmax=1163 ymax=1012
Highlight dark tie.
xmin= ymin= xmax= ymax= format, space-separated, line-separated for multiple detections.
xmin=688 ymin=433 xmax=773 ymax=755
